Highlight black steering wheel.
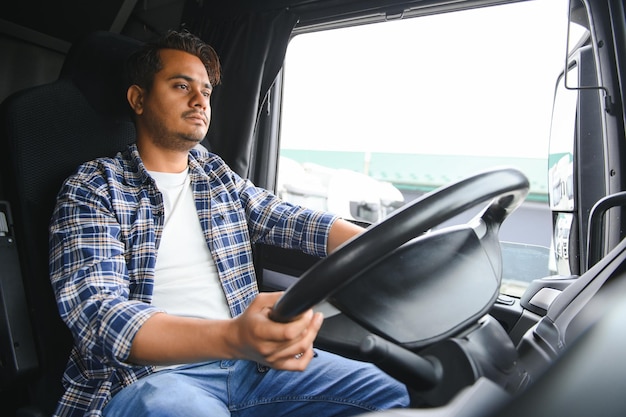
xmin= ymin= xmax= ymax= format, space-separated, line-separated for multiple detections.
xmin=270 ymin=167 xmax=529 ymax=394
xmin=270 ymin=167 xmax=529 ymax=325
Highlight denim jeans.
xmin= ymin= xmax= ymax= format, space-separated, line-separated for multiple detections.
xmin=103 ymin=350 xmax=409 ymax=417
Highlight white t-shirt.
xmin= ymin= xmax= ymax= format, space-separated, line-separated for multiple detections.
xmin=149 ymin=169 xmax=232 ymax=320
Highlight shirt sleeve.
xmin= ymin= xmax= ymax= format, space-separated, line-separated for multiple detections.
xmin=233 ymin=171 xmax=339 ymax=257
xmin=49 ymin=166 xmax=161 ymax=368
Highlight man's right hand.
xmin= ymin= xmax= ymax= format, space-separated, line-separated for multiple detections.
xmin=226 ymin=291 xmax=323 ymax=370
xmin=128 ymin=291 xmax=323 ymax=371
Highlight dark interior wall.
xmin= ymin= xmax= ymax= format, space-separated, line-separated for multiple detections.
xmin=1 ymin=0 xmax=128 ymax=44
xmin=0 ymin=34 xmax=65 ymax=104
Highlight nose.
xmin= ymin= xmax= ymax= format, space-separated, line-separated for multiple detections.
xmin=190 ymin=89 xmax=209 ymax=110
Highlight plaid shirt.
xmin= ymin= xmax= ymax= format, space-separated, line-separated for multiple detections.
xmin=49 ymin=144 xmax=336 ymax=417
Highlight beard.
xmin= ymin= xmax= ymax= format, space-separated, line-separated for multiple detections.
xmin=146 ymin=113 xmax=208 ymax=152
xmin=154 ymin=131 xmax=204 ymax=152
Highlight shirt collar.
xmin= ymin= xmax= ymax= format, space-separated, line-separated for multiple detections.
xmin=122 ymin=143 xmax=212 ymax=187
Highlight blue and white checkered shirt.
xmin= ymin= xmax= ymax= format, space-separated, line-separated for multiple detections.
xmin=49 ymin=144 xmax=337 ymax=417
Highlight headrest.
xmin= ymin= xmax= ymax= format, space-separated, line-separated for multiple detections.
xmin=59 ymin=31 xmax=143 ymax=120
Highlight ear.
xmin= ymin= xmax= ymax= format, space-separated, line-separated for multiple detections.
xmin=127 ymin=85 xmax=145 ymax=115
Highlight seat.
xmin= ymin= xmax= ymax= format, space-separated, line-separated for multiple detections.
xmin=0 ymin=31 xmax=142 ymax=415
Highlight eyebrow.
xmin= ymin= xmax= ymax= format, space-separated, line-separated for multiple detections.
xmin=169 ymin=74 xmax=212 ymax=90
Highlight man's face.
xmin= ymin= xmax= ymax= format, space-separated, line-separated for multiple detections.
xmin=136 ymin=48 xmax=213 ymax=152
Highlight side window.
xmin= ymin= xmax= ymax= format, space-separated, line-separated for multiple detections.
xmin=549 ymin=67 xmax=578 ymax=276
xmin=277 ymin=0 xmax=569 ymax=296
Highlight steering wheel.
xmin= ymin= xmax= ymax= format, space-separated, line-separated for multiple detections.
xmin=270 ymin=167 xmax=529 ymax=394
xmin=270 ymin=167 xmax=529 ymax=324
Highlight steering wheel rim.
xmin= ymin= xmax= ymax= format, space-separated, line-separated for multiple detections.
xmin=270 ymin=167 xmax=529 ymax=323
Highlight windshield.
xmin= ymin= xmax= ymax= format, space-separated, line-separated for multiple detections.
xmin=278 ymin=0 xmax=571 ymax=296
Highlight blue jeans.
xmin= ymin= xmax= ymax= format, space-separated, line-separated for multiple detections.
xmin=103 ymin=350 xmax=409 ymax=417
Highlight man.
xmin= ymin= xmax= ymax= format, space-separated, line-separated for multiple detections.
xmin=49 ymin=30 xmax=409 ymax=417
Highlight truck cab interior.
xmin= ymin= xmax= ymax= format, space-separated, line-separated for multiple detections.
xmin=1 ymin=0 xmax=625 ymax=416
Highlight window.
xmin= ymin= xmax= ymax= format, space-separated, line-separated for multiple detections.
xmin=278 ymin=0 xmax=570 ymax=296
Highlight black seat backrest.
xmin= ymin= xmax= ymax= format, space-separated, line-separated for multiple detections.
xmin=0 ymin=31 xmax=141 ymax=414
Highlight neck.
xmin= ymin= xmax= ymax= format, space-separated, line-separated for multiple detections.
xmin=137 ymin=141 xmax=190 ymax=173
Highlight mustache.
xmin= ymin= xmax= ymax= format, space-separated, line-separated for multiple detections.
xmin=182 ymin=110 xmax=208 ymax=124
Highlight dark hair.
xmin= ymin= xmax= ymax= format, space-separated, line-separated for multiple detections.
xmin=126 ymin=30 xmax=221 ymax=91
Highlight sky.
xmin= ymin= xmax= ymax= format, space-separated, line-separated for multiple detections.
xmin=280 ymin=0 xmax=575 ymax=158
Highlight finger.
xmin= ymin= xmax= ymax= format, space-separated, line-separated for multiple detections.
xmin=286 ymin=311 xmax=323 ymax=347
xmin=310 ymin=311 xmax=324 ymax=332
xmin=254 ymin=295 xmax=317 ymax=340
xmin=265 ymin=312 xmax=323 ymax=365
xmin=254 ymin=291 xmax=284 ymax=310
xmin=287 ymin=343 xmax=320 ymax=370
xmin=280 ymin=309 xmax=315 ymax=340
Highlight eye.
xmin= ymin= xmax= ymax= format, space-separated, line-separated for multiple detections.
xmin=175 ymin=83 xmax=189 ymax=91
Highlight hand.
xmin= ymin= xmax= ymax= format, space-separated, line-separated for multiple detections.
xmin=227 ymin=292 xmax=323 ymax=370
